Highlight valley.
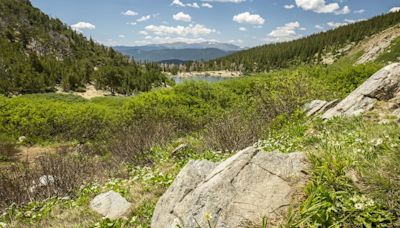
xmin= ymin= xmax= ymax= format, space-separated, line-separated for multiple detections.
xmin=1 ymin=0 xmax=400 ymax=227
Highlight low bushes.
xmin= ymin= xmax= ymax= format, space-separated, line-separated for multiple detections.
xmin=109 ymin=118 xmax=177 ymax=165
xmin=0 ymin=150 xmax=121 ymax=208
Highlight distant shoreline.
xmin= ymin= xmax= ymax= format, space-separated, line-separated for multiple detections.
xmin=167 ymin=71 xmax=243 ymax=78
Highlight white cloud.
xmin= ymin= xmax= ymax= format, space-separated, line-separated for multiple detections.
xmin=327 ymin=21 xmax=347 ymax=28
xmin=119 ymin=35 xmax=126 ymax=38
xmin=327 ymin=18 xmax=364 ymax=28
xmin=139 ymin=31 xmax=149 ymax=35
xmin=187 ymin=2 xmax=200 ymax=8
xmin=122 ymin=10 xmax=138 ymax=16
xmin=354 ymin=9 xmax=365 ymax=14
xmin=128 ymin=22 xmax=137 ymax=26
xmin=202 ymin=3 xmax=213 ymax=8
xmin=284 ymin=4 xmax=295 ymax=9
xmin=295 ymin=0 xmax=350 ymax=14
xmin=71 ymin=22 xmax=96 ymax=32
xmin=389 ymin=7 xmax=400 ymax=13
xmin=315 ymin=24 xmax=324 ymax=30
xmin=228 ymin=39 xmax=243 ymax=44
xmin=172 ymin=0 xmax=206 ymax=8
xmin=171 ymin=0 xmax=185 ymax=7
xmin=233 ymin=12 xmax=265 ymax=25
xmin=137 ymin=15 xmax=151 ymax=22
xmin=239 ymin=27 xmax=247 ymax=31
xmin=202 ymin=0 xmax=245 ymax=3
xmin=173 ymin=12 xmax=192 ymax=22
xmin=266 ymin=21 xmax=302 ymax=43
xmin=145 ymin=24 xmax=216 ymax=37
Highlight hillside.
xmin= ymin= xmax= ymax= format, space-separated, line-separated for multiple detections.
xmin=174 ymin=12 xmax=400 ymax=73
xmin=0 ymin=0 xmax=168 ymax=96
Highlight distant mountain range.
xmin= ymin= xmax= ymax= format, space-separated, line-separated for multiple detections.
xmin=114 ymin=42 xmax=243 ymax=62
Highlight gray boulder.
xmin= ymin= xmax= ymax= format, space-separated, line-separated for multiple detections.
xmin=151 ymin=147 xmax=309 ymax=228
xmin=323 ymin=63 xmax=400 ymax=119
xmin=90 ymin=191 xmax=132 ymax=219
xmin=303 ymin=99 xmax=340 ymax=116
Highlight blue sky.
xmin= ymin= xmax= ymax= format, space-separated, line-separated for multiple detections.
xmin=30 ymin=0 xmax=400 ymax=47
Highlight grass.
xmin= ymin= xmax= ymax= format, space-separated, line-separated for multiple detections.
xmin=375 ymin=36 xmax=400 ymax=63
xmin=259 ymin=114 xmax=400 ymax=227
xmin=0 ymin=137 xmax=229 ymax=227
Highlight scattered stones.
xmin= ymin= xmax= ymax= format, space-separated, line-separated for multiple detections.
xmin=151 ymin=146 xmax=309 ymax=228
xmin=90 ymin=191 xmax=132 ymax=219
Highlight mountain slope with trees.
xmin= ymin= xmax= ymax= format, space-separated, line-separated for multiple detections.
xmin=174 ymin=12 xmax=400 ymax=73
xmin=0 ymin=0 xmax=168 ymax=96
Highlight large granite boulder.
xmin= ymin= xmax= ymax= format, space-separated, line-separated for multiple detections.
xmin=90 ymin=191 xmax=132 ymax=219
xmin=322 ymin=63 xmax=400 ymax=119
xmin=151 ymin=147 xmax=309 ymax=228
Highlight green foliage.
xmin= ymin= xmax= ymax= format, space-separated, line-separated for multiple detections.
xmin=0 ymin=62 xmax=381 ymax=144
xmin=261 ymin=116 xmax=400 ymax=227
xmin=0 ymin=0 xmax=168 ymax=95
xmin=375 ymin=36 xmax=400 ymax=63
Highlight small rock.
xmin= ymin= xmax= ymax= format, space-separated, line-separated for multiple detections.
xmin=39 ymin=175 xmax=55 ymax=187
xmin=90 ymin=191 xmax=132 ymax=219
xmin=171 ymin=144 xmax=188 ymax=156
xmin=18 ymin=136 xmax=27 ymax=143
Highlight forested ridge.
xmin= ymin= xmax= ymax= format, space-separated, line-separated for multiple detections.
xmin=0 ymin=0 xmax=168 ymax=96
xmin=174 ymin=12 xmax=400 ymax=73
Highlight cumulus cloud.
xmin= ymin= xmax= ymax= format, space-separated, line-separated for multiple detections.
xmin=354 ymin=9 xmax=365 ymax=14
xmin=265 ymin=21 xmax=302 ymax=43
xmin=295 ymin=0 xmax=350 ymax=14
xmin=171 ymin=0 xmax=185 ymax=7
xmin=327 ymin=18 xmax=364 ymax=28
xmin=71 ymin=22 xmax=96 ymax=32
xmin=327 ymin=21 xmax=347 ymax=28
xmin=145 ymin=24 xmax=216 ymax=37
xmin=202 ymin=0 xmax=245 ymax=3
xmin=233 ymin=12 xmax=265 ymax=25
xmin=315 ymin=25 xmax=324 ymax=30
xmin=284 ymin=4 xmax=295 ymax=9
xmin=172 ymin=0 xmax=210 ymax=8
xmin=137 ymin=15 xmax=151 ymax=22
xmin=389 ymin=7 xmax=400 ymax=13
xmin=173 ymin=12 xmax=192 ymax=22
xmin=187 ymin=2 xmax=200 ymax=8
xmin=239 ymin=27 xmax=247 ymax=31
xmin=139 ymin=31 xmax=149 ymax=36
xmin=119 ymin=35 xmax=126 ymax=38
xmin=202 ymin=3 xmax=213 ymax=8
xmin=122 ymin=10 xmax=138 ymax=16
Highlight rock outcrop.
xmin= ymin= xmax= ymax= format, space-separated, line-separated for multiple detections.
xmin=90 ymin=191 xmax=132 ymax=219
xmin=303 ymin=99 xmax=340 ymax=116
xmin=322 ymin=63 xmax=400 ymax=119
xmin=151 ymin=147 xmax=309 ymax=228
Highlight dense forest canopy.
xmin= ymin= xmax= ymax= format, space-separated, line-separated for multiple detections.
xmin=168 ymin=12 xmax=400 ymax=73
xmin=0 ymin=0 xmax=168 ymax=96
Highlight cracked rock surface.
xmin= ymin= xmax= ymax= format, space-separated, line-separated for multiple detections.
xmin=322 ymin=63 xmax=400 ymax=119
xmin=151 ymin=147 xmax=309 ymax=228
